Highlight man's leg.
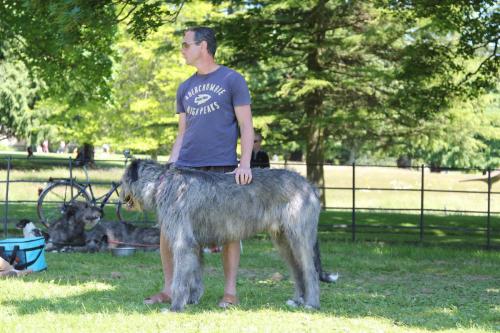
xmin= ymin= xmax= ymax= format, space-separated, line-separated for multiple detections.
xmin=219 ymin=240 xmax=241 ymax=307
xmin=144 ymin=232 xmax=173 ymax=304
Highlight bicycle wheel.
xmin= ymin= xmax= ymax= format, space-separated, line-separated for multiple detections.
xmin=116 ymin=201 xmax=156 ymax=224
xmin=37 ymin=181 xmax=91 ymax=228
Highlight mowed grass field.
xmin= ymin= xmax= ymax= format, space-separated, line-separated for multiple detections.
xmin=1 ymin=239 xmax=499 ymax=333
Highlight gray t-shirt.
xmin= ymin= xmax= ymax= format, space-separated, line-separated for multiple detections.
xmin=175 ymin=66 xmax=251 ymax=167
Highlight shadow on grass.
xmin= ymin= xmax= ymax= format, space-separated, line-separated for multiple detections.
xmin=3 ymin=241 xmax=498 ymax=331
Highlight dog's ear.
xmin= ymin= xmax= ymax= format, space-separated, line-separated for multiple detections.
xmin=16 ymin=219 xmax=30 ymax=228
xmin=129 ymin=159 xmax=140 ymax=183
xmin=64 ymin=203 xmax=79 ymax=217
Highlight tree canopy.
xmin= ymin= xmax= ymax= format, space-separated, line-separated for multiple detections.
xmin=0 ymin=0 xmax=498 ymax=180
xmin=211 ymin=0 xmax=498 ymax=188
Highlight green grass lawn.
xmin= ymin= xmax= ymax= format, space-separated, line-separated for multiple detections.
xmin=1 ymin=239 xmax=499 ymax=333
xmin=319 ymin=211 xmax=500 ymax=249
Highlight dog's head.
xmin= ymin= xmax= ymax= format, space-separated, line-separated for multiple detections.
xmin=85 ymin=225 xmax=108 ymax=252
xmin=64 ymin=201 xmax=103 ymax=229
xmin=16 ymin=219 xmax=43 ymax=238
xmin=16 ymin=219 xmax=32 ymax=229
xmin=120 ymin=160 xmax=172 ymax=211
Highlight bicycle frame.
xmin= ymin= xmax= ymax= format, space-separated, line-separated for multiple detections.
xmin=84 ymin=181 xmax=122 ymax=210
xmin=47 ymin=177 xmax=121 ymax=210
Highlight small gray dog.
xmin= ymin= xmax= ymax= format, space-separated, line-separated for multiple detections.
xmin=85 ymin=221 xmax=160 ymax=252
xmin=121 ymin=160 xmax=336 ymax=312
xmin=46 ymin=201 xmax=102 ymax=249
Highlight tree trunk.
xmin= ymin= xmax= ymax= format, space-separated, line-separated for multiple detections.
xmin=151 ymin=150 xmax=158 ymax=161
xmin=304 ymin=1 xmax=328 ymax=208
xmin=306 ymin=114 xmax=326 ymax=208
xmin=75 ymin=143 xmax=94 ymax=166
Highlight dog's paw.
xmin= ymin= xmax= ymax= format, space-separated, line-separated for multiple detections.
xmin=304 ymin=304 xmax=319 ymax=310
xmin=321 ymin=272 xmax=339 ymax=283
xmin=286 ymin=299 xmax=303 ymax=308
xmin=169 ymin=303 xmax=185 ymax=312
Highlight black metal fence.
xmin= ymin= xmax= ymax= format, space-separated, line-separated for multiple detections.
xmin=1 ymin=156 xmax=499 ymax=248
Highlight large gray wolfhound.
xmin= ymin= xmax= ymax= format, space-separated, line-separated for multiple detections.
xmin=121 ymin=160 xmax=336 ymax=311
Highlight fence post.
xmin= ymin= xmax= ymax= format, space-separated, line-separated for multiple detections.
xmin=352 ymin=162 xmax=356 ymax=241
xmin=3 ymin=156 xmax=12 ymax=237
xmin=69 ymin=157 xmax=74 ymax=198
xmin=420 ymin=164 xmax=425 ymax=242
xmin=486 ymin=169 xmax=491 ymax=250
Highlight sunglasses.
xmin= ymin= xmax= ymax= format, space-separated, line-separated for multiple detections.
xmin=182 ymin=41 xmax=200 ymax=49
xmin=254 ymin=140 xmax=261 ymax=143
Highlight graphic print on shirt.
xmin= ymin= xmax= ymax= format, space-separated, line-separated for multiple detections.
xmin=184 ymin=83 xmax=227 ymax=116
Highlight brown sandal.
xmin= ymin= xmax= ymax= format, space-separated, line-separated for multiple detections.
xmin=218 ymin=293 xmax=239 ymax=309
xmin=144 ymin=291 xmax=171 ymax=305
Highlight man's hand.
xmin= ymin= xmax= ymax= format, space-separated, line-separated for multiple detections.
xmin=234 ymin=166 xmax=252 ymax=185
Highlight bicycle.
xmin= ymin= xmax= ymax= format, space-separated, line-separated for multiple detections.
xmin=37 ymin=152 xmax=151 ymax=227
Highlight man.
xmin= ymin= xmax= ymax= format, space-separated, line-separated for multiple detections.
xmin=250 ymin=132 xmax=270 ymax=168
xmin=144 ymin=27 xmax=254 ymax=308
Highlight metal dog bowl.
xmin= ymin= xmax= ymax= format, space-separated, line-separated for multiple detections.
xmin=111 ymin=247 xmax=136 ymax=257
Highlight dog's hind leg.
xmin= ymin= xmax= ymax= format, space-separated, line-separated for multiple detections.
xmin=270 ymin=231 xmax=305 ymax=307
xmin=292 ymin=236 xmax=319 ymax=309
xmin=187 ymin=248 xmax=204 ymax=305
xmin=286 ymin=230 xmax=320 ymax=309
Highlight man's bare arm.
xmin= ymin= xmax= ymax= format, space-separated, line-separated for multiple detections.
xmin=168 ymin=113 xmax=186 ymax=163
xmin=234 ymin=105 xmax=254 ymax=185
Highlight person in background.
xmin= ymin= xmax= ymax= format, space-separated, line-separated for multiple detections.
xmin=250 ymin=132 xmax=270 ymax=168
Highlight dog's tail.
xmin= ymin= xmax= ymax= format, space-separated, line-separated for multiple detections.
xmin=314 ymin=240 xmax=338 ymax=283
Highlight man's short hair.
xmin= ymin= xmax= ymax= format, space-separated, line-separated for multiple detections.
xmin=187 ymin=27 xmax=217 ymax=57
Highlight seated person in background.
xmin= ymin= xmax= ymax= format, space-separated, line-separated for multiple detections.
xmin=250 ymin=132 xmax=270 ymax=168
xmin=0 ymin=256 xmax=32 ymax=278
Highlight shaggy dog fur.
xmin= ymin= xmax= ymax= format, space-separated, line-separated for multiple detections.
xmin=85 ymin=221 xmax=160 ymax=252
xmin=46 ymin=201 xmax=102 ymax=249
xmin=121 ymin=160 xmax=336 ymax=312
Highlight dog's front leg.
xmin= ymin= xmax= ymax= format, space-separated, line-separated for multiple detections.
xmin=170 ymin=239 xmax=200 ymax=312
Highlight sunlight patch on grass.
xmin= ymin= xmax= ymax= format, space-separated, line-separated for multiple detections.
xmin=0 ymin=311 xmax=408 ymax=333
xmin=1 ymin=279 xmax=114 ymax=301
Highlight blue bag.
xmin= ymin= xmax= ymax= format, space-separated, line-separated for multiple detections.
xmin=0 ymin=237 xmax=47 ymax=272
